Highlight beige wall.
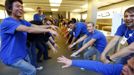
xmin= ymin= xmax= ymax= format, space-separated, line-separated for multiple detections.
xmin=81 ymin=0 xmax=134 ymax=20
xmin=0 ymin=5 xmax=8 ymax=19
xmin=24 ymin=12 xmax=36 ymax=21
xmin=70 ymin=12 xmax=81 ymax=21
xmin=98 ymin=0 xmax=134 ymax=11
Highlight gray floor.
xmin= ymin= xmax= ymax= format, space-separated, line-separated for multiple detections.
xmin=0 ymin=49 xmax=100 ymax=75
xmin=0 ymin=32 xmax=101 ymax=75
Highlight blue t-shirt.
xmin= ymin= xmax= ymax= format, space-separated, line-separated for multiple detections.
xmin=88 ymin=30 xmax=107 ymax=53
xmin=0 ymin=17 xmax=31 ymax=65
xmin=33 ymin=14 xmax=45 ymax=21
xmin=115 ymin=24 xmax=134 ymax=44
xmin=72 ymin=60 xmax=123 ymax=75
xmin=72 ymin=22 xmax=89 ymax=38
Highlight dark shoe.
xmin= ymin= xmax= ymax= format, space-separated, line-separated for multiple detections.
xmin=37 ymin=60 xmax=43 ymax=63
xmin=44 ymin=57 xmax=52 ymax=60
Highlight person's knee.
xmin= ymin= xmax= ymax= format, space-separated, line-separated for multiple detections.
xmin=28 ymin=66 xmax=36 ymax=75
xmin=128 ymin=43 xmax=134 ymax=51
xmin=83 ymin=52 xmax=89 ymax=59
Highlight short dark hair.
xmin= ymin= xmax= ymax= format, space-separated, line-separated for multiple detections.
xmin=68 ymin=20 xmax=75 ymax=25
xmin=124 ymin=6 xmax=134 ymax=14
xmin=71 ymin=18 xmax=76 ymax=23
xmin=86 ymin=22 xmax=95 ymax=27
xmin=5 ymin=0 xmax=23 ymax=15
xmin=68 ymin=18 xmax=77 ymax=25
xmin=37 ymin=7 xmax=41 ymax=9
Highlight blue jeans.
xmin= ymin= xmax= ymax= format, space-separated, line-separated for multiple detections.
xmin=82 ymin=36 xmax=100 ymax=61
xmin=28 ymin=41 xmax=37 ymax=67
xmin=78 ymin=41 xmax=83 ymax=49
xmin=83 ymin=47 xmax=100 ymax=61
xmin=115 ymin=53 xmax=134 ymax=64
xmin=10 ymin=55 xmax=36 ymax=75
xmin=36 ymin=41 xmax=48 ymax=60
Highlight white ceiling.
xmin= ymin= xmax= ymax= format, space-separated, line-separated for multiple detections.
xmin=0 ymin=0 xmax=128 ymax=12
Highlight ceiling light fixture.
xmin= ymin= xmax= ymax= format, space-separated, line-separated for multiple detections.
xmin=51 ymin=8 xmax=58 ymax=11
xmin=49 ymin=0 xmax=62 ymax=11
xmin=49 ymin=0 xmax=62 ymax=6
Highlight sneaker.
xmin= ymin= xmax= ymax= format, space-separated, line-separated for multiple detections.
xmin=36 ymin=66 xmax=43 ymax=71
xmin=37 ymin=60 xmax=43 ymax=63
xmin=44 ymin=57 xmax=52 ymax=60
xmin=80 ymin=68 xmax=85 ymax=71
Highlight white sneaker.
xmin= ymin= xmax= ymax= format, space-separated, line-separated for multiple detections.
xmin=80 ymin=68 xmax=85 ymax=71
xmin=36 ymin=66 xmax=43 ymax=71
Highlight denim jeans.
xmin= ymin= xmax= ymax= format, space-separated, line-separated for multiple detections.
xmin=82 ymin=36 xmax=100 ymax=61
xmin=83 ymin=47 xmax=100 ymax=61
xmin=10 ymin=55 xmax=36 ymax=75
xmin=36 ymin=41 xmax=48 ymax=60
xmin=78 ymin=41 xmax=83 ymax=49
xmin=28 ymin=41 xmax=37 ymax=67
xmin=115 ymin=53 xmax=134 ymax=65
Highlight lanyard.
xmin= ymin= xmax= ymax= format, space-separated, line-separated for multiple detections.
xmin=124 ymin=28 xmax=134 ymax=40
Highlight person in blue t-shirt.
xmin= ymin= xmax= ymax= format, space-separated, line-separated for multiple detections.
xmin=69 ymin=22 xmax=107 ymax=60
xmin=101 ymin=6 xmax=134 ymax=64
xmin=68 ymin=19 xmax=90 ymax=49
xmin=33 ymin=7 xmax=45 ymax=22
xmin=0 ymin=0 xmax=58 ymax=75
xmin=57 ymin=56 xmax=134 ymax=75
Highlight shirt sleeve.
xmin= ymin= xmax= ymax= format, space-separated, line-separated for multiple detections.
xmin=33 ymin=14 xmax=36 ymax=21
xmin=1 ymin=19 xmax=20 ymax=34
xmin=92 ymin=33 xmax=99 ymax=40
xmin=92 ymin=31 xmax=103 ymax=40
xmin=74 ymin=26 xmax=81 ymax=38
xmin=72 ymin=60 xmax=123 ymax=75
xmin=115 ymin=24 xmax=126 ymax=36
xmin=23 ymin=20 xmax=31 ymax=27
xmin=82 ymin=25 xmax=90 ymax=36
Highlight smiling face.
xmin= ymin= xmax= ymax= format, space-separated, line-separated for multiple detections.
xmin=87 ymin=23 xmax=95 ymax=33
xmin=11 ymin=1 xmax=24 ymax=19
xmin=69 ymin=23 xmax=75 ymax=29
xmin=124 ymin=12 xmax=134 ymax=28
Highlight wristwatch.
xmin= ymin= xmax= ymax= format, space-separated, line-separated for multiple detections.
xmin=106 ymin=56 xmax=113 ymax=62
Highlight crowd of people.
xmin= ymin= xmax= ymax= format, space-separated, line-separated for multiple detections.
xmin=0 ymin=0 xmax=134 ymax=75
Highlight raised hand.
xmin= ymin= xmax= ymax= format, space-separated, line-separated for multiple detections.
xmin=57 ymin=56 xmax=72 ymax=68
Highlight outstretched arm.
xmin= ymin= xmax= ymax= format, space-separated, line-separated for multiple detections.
xmin=32 ymin=24 xmax=58 ymax=30
xmin=16 ymin=25 xmax=58 ymax=36
xmin=110 ymin=42 xmax=134 ymax=61
xmin=101 ymin=36 xmax=120 ymax=62
xmin=71 ymin=38 xmax=96 ymax=57
xmin=68 ymin=35 xmax=87 ymax=48
xmin=57 ymin=56 xmax=72 ymax=68
xmin=57 ymin=56 xmax=123 ymax=75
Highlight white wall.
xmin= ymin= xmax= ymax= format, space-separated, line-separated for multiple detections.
xmin=70 ymin=12 xmax=81 ymax=21
xmin=81 ymin=0 xmax=134 ymax=19
xmin=97 ymin=0 xmax=134 ymax=19
xmin=98 ymin=0 xmax=134 ymax=11
xmin=82 ymin=13 xmax=87 ymax=20
xmin=0 ymin=10 xmax=8 ymax=19
xmin=24 ymin=12 xmax=36 ymax=21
